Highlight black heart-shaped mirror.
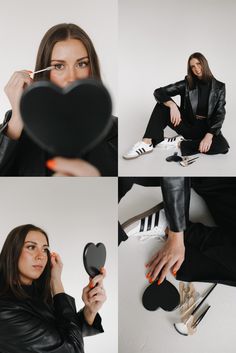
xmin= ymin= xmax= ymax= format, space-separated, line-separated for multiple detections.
xmin=20 ymin=79 xmax=112 ymax=157
xmin=142 ymin=279 xmax=180 ymax=311
xmin=83 ymin=242 xmax=106 ymax=278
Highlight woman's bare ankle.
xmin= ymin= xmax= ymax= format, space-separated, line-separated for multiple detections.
xmin=142 ymin=138 xmax=152 ymax=144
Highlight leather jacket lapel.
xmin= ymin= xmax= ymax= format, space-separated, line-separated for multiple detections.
xmin=189 ymin=87 xmax=198 ymax=116
xmin=208 ymin=78 xmax=217 ymax=117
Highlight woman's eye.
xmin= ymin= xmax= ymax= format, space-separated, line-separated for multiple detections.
xmin=54 ymin=64 xmax=64 ymax=70
xmin=77 ymin=61 xmax=89 ymax=68
xmin=27 ymin=245 xmax=35 ymax=250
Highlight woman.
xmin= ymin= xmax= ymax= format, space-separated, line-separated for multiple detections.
xmin=123 ymin=52 xmax=229 ymax=159
xmin=0 ymin=224 xmax=106 ymax=352
xmin=120 ymin=177 xmax=236 ymax=286
xmin=0 ymin=23 xmax=117 ymax=176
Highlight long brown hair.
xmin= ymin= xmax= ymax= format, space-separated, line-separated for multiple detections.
xmin=187 ymin=52 xmax=214 ymax=89
xmin=34 ymin=23 xmax=101 ymax=81
xmin=0 ymin=224 xmax=51 ymax=303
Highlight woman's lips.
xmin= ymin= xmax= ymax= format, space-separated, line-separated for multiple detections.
xmin=32 ymin=265 xmax=43 ymax=270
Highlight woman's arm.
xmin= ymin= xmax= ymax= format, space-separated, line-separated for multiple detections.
xmin=51 ymin=253 xmax=105 ymax=334
xmin=145 ymin=177 xmax=191 ymax=284
xmin=208 ymin=83 xmax=226 ymax=136
xmin=154 ymin=80 xmax=186 ymax=104
xmin=4 ymin=70 xmax=32 ymax=140
xmin=0 ymin=111 xmax=20 ymax=175
xmin=154 ymin=81 xmax=185 ymax=127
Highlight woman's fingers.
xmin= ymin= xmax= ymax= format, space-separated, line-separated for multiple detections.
xmin=89 ymin=293 xmax=106 ymax=303
xmin=46 ymin=157 xmax=100 ymax=176
xmin=88 ymin=286 xmax=105 ymax=299
xmin=172 ymin=257 xmax=184 ymax=275
xmin=146 ymin=252 xmax=159 ymax=268
xmin=157 ymin=263 xmax=170 ymax=284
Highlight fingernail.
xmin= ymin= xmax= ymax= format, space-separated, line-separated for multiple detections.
xmin=146 ymin=272 xmax=151 ymax=279
xmin=157 ymin=279 xmax=161 ymax=285
xmin=46 ymin=159 xmax=56 ymax=170
xmin=149 ymin=278 xmax=153 ymax=284
xmin=89 ymin=281 xmax=94 ymax=289
xmin=173 ymin=270 xmax=177 ymax=276
xmin=100 ymin=267 xmax=105 ymax=273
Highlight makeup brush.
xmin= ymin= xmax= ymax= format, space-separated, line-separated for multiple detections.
xmin=174 ymin=283 xmax=217 ymax=336
xmin=30 ymin=66 xmax=55 ymax=78
xmin=191 ymin=305 xmax=211 ymax=329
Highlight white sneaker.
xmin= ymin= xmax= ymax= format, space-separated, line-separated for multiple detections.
xmin=121 ymin=204 xmax=168 ymax=242
xmin=157 ymin=135 xmax=184 ymax=149
xmin=123 ymin=141 xmax=153 ymax=159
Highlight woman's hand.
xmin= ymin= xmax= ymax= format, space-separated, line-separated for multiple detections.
xmin=145 ymin=230 xmax=185 ymax=285
xmin=46 ymin=157 xmax=101 ymax=176
xmin=4 ymin=70 xmax=33 ymax=140
xmin=164 ymin=101 xmax=182 ymax=127
xmin=199 ymin=133 xmax=213 ymax=153
xmin=82 ymin=268 xmax=107 ymax=325
xmin=50 ymin=252 xmax=65 ymax=296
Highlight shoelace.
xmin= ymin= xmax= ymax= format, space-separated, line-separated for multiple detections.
xmin=139 ymin=227 xmax=167 ymax=242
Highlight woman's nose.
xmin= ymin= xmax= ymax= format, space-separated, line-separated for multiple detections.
xmin=66 ymin=67 xmax=78 ymax=84
xmin=36 ymin=249 xmax=47 ymax=259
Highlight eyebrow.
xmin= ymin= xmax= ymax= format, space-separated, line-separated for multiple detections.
xmin=25 ymin=241 xmax=49 ymax=247
xmin=50 ymin=56 xmax=89 ymax=63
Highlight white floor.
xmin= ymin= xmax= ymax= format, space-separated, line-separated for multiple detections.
xmin=119 ymin=184 xmax=236 ymax=353
xmin=119 ymin=126 xmax=235 ymax=177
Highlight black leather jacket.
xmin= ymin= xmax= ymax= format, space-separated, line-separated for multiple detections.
xmin=0 ymin=111 xmax=117 ymax=176
xmin=154 ymin=77 xmax=226 ymax=136
xmin=161 ymin=177 xmax=190 ymax=232
xmin=0 ymin=291 xmax=103 ymax=353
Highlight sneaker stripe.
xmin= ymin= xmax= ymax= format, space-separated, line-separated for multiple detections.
xmin=140 ymin=218 xmax=145 ymax=232
xmin=154 ymin=212 xmax=160 ymax=227
xmin=141 ymin=148 xmax=145 ymax=153
xmin=136 ymin=150 xmax=141 ymax=155
xmin=147 ymin=215 xmax=152 ymax=231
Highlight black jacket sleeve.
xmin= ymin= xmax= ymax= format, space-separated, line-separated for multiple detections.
xmin=78 ymin=116 xmax=118 ymax=176
xmin=161 ymin=177 xmax=190 ymax=232
xmin=0 ymin=110 xmax=19 ymax=174
xmin=0 ymin=293 xmax=103 ymax=353
xmin=154 ymin=80 xmax=186 ymax=104
xmin=208 ymin=83 xmax=226 ymax=135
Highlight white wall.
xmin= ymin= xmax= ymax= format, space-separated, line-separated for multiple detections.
xmin=0 ymin=177 xmax=118 ymax=353
xmin=0 ymin=0 xmax=118 ymax=120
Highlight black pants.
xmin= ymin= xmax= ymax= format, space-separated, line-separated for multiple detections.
xmin=143 ymin=104 xmax=229 ymax=156
xmin=177 ymin=222 xmax=236 ymax=286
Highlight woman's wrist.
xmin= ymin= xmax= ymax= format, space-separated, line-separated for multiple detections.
xmin=205 ymin=132 xmax=213 ymax=139
xmin=164 ymin=100 xmax=176 ymax=108
xmin=168 ymin=230 xmax=184 ymax=242
xmin=83 ymin=305 xmax=97 ymax=325
xmin=6 ymin=113 xmax=23 ymax=140
xmin=51 ymin=279 xmax=65 ymax=296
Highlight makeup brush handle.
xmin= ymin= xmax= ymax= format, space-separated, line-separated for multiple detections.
xmin=192 ymin=305 xmax=211 ymax=328
xmin=192 ymin=283 xmax=217 ymax=315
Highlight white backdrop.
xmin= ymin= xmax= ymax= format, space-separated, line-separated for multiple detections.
xmin=119 ymin=0 xmax=236 ymax=173
xmin=0 ymin=0 xmax=118 ymax=120
xmin=0 ymin=177 xmax=118 ymax=353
